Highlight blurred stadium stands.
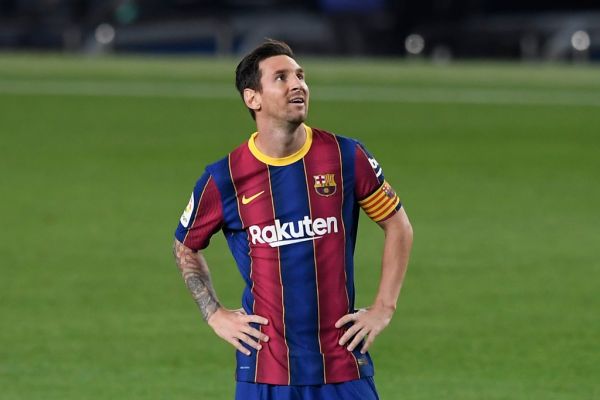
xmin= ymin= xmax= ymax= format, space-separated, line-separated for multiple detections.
xmin=0 ymin=0 xmax=599 ymax=61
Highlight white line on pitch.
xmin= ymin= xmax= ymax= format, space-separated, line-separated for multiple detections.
xmin=1 ymin=79 xmax=600 ymax=107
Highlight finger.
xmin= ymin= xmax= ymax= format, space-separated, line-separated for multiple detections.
xmin=335 ymin=313 xmax=356 ymax=328
xmin=245 ymin=314 xmax=269 ymax=325
xmin=243 ymin=326 xmax=270 ymax=342
xmin=228 ymin=338 xmax=251 ymax=356
xmin=360 ymin=334 xmax=376 ymax=354
xmin=347 ymin=328 xmax=369 ymax=352
xmin=237 ymin=333 xmax=263 ymax=351
xmin=339 ymin=324 xmax=362 ymax=346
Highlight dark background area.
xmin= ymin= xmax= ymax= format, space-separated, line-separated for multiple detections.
xmin=1 ymin=0 xmax=599 ymax=60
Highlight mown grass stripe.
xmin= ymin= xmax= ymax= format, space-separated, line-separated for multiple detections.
xmin=2 ymin=79 xmax=600 ymax=107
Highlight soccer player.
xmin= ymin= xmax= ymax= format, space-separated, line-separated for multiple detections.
xmin=173 ymin=39 xmax=413 ymax=400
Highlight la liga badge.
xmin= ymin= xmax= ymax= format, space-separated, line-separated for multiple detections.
xmin=313 ymin=173 xmax=337 ymax=197
xmin=180 ymin=193 xmax=194 ymax=227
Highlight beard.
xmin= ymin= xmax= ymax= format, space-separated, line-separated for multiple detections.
xmin=288 ymin=113 xmax=307 ymax=124
xmin=286 ymin=104 xmax=309 ymax=124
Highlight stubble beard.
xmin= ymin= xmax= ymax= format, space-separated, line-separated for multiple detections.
xmin=289 ymin=113 xmax=306 ymax=125
xmin=287 ymin=104 xmax=309 ymax=125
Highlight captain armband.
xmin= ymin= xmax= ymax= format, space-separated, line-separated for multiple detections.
xmin=358 ymin=180 xmax=401 ymax=222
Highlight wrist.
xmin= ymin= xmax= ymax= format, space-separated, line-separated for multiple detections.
xmin=206 ymin=305 xmax=223 ymax=326
xmin=373 ymin=299 xmax=396 ymax=314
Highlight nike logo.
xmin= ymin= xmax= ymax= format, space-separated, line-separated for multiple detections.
xmin=241 ymin=191 xmax=264 ymax=205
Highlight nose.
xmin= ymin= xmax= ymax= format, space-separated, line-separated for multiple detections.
xmin=290 ymin=75 xmax=306 ymax=92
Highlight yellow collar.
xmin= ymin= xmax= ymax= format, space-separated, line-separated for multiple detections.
xmin=248 ymin=125 xmax=313 ymax=166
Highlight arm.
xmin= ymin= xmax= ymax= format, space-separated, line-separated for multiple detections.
xmin=336 ymin=207 xmax=413 ymax=353
xmin=173 ymin=239 xmax=269 ymax=355
xmin=173 ymin=239 xmax=221 ymax=321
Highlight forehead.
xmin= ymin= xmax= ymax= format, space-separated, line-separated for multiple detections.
xmin=258 ymin=55 xmax=302 ymax=74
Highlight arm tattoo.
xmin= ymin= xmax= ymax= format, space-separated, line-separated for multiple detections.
xmin=173 ymin=240 xmax=220 ymax=321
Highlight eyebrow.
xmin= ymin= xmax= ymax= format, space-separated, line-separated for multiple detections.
xmin=273 ymin=68 xmax=304 ymax=75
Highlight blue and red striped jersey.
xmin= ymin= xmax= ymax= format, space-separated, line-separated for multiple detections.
xmin=175 ymin=125 xmax=401 ymax=385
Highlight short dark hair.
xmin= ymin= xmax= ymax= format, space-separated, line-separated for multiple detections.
xmin=235 ymin=39 xmax=295 ymax=120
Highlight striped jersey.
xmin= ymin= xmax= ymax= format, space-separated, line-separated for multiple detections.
xmin=174 ymin=125 xmax=401 ymax=385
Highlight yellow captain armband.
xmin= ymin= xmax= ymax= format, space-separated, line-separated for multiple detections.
xmin=358 ymin=181 xmax=401 ymax=222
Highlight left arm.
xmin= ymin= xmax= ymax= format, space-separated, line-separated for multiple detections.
xmin=336 ymin=207 xmax=413 ymax=353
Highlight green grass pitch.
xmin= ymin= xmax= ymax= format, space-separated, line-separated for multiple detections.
xmin=0 ymin=54 xmax=599 ymax=399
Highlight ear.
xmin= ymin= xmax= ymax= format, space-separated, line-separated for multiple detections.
xmin=243 ymin=88 xmax=261 ymax=112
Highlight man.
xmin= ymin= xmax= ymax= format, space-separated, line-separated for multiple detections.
xmin=173 ymin=39 xmax=413 ymax=400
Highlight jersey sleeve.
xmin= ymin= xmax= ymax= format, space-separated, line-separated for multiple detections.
xmin=354 ymin=141 xmax=402 ymax=222
xmin=174 ymin=170 xmax=224 ymax=251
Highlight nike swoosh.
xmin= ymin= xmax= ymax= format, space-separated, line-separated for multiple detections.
xmin=242 ymin=191 xmax=265 ymax=205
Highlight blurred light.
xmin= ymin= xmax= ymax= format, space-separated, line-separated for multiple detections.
xmin=116 ymin=1 xmax=139 ymax=25
xmin=405 ymin=34 xmax=425 ymax=55
xmin=95 ymin=24 xmax=115 ymax=45
xmin=571 ymin=30 xmax=590 ymax=51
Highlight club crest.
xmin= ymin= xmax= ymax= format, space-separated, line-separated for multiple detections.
xmin=313 ymin=174 xmax=337 ymax=197
xmin=381 ymin=181 xmax=396 ymax=199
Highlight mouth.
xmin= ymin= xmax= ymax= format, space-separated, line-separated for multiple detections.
xmin=288 ymin=96 xmax=305 ymax=104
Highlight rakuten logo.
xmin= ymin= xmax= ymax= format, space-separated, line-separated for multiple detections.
xmin=249 ymin=216 xmax=338 ymax=248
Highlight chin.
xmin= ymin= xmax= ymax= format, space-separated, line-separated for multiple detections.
xmin=289 ymin=116 xmax=306 ymax=124
xmin=288 ymin=111 xmax=308 ymax=125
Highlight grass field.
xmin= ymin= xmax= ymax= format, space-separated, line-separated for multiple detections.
xmin=1 ymin=54 xmax=599 ymax=399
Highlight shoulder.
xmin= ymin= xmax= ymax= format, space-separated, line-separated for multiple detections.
xmin=205 ymin=140 xmax=249 ymax=177
xmin=205 ymin=154 xmax=229 ymax=177
xmin=310 ymin=127 xmax=360 ymax=147
xmin=310 ymin=127 xmax=364 ymax=158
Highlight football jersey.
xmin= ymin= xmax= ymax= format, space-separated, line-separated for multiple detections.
xmin=175 ymin=125 xmax=401 ymax=386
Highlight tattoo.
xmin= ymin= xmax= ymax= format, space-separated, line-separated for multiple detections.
xmin=173 ymin=240 xmax=220 ymax=321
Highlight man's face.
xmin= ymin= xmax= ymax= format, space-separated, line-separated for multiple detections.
xmin=253 ymin=55 xmax=309 ymax=124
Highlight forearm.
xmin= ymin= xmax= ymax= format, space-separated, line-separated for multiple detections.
xmin=173 ymin=240 xmax=221 ymax=321
xmin=336 ymin=210 xmax=413 ymax=352
xmin=374 ymin=210 xmax=413 ymax=311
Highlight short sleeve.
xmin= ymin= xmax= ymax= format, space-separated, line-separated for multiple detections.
xmin=174 ymin=171 xmax=224 ymax=251
xmin=354 ymin=141 xmax=402 ymax=222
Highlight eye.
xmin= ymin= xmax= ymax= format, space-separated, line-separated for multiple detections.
xmin=297 ymin=73 xmax=305 ymax=80
xmin=276 ymin=74 xmax=285 ymax=81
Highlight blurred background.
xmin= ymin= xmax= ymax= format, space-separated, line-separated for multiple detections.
xmin=1 ymin=0 xmax=600 ymax=61
xmin=2 ymin=2 xmax=599 ymax=400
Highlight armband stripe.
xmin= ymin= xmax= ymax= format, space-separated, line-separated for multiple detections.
xmin=372 ymin=196 xmax=401 ymax=222
xmin=358 ymin=182 xmax=389 ymax=206
xmin=363 ymin=195 xmax=395 ymax=215
xmin=360 ymin=191 xmax=386 ymax=210
xmin=358 ymin=180 xmax=401 ymax=221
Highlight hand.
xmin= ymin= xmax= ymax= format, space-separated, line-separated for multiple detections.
xmin=207 ymin=307 xmax=269 ymax=356
xmin=335 ymin=305 xmax=394 ymax=354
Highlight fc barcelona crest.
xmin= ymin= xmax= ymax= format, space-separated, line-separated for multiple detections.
xmin=313 ymin=174 xmax=337 ymax=197
xmin=381 ymin=181 xmax=396 ymax=199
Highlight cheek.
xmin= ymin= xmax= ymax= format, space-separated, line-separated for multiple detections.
xmin=262 ymin=88 xmax=284 ymax=104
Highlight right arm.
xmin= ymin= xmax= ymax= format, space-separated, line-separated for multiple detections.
xmin=173 ymin=239 xmax=221 ymax=321
xmin=172 ymin=239 xmax=269 ymax=355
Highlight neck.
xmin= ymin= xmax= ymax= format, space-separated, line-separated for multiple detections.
xmin=254 ymin=120 xmax=306 ymax=158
